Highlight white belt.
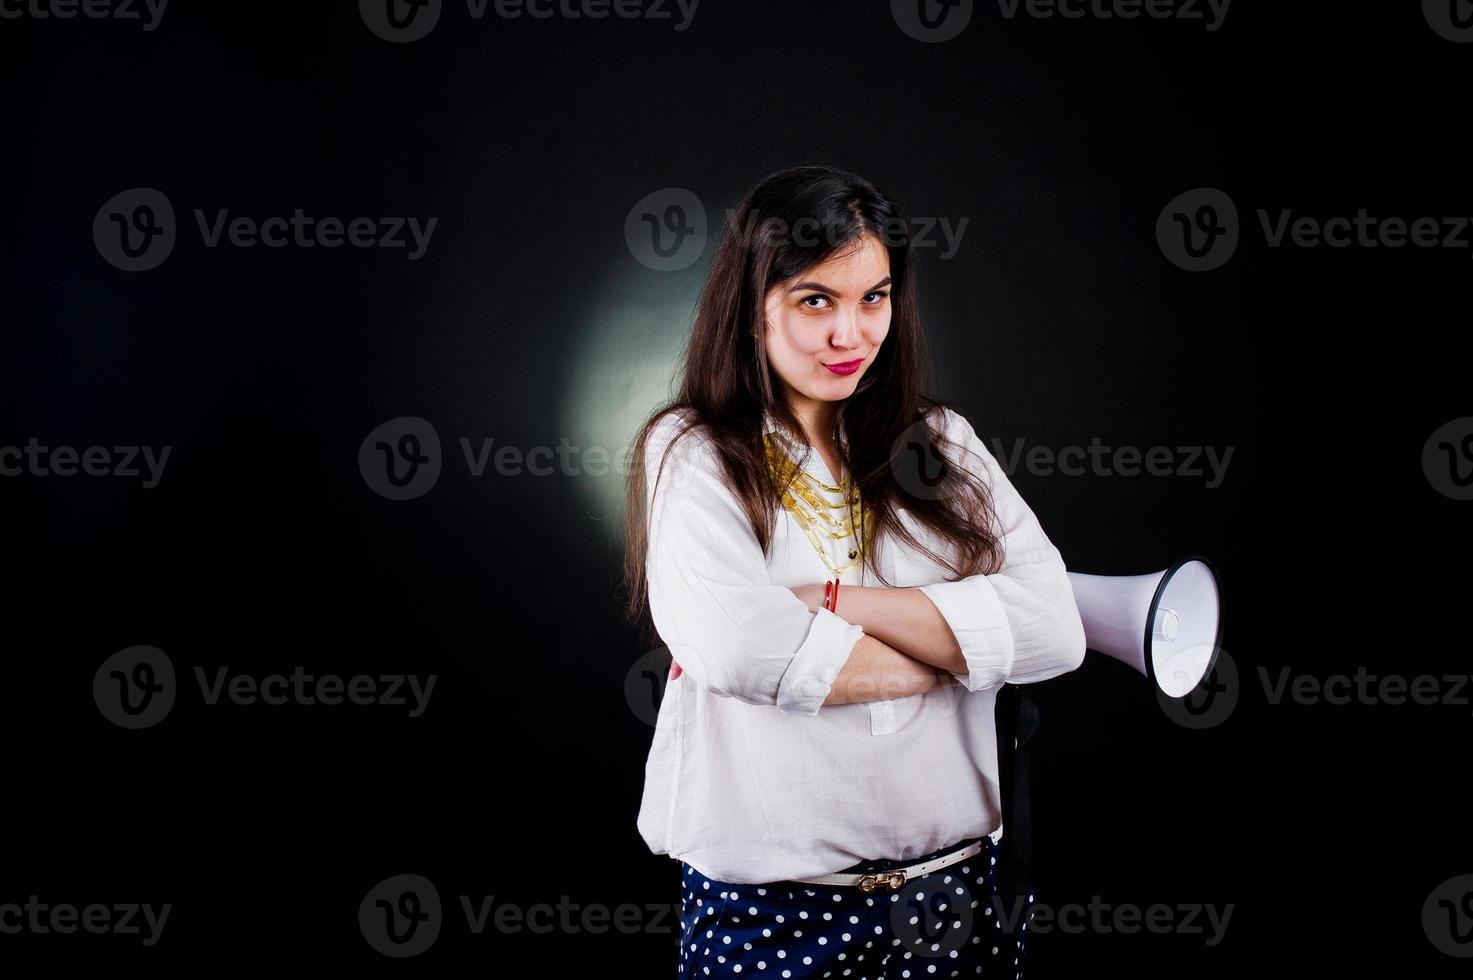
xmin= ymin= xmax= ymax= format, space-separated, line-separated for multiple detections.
xmin=790 ymin=825 xmax=1003 ymax=893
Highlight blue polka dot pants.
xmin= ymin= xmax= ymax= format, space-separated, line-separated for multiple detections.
xmin=675 ymin=836 xmax=1033 ymax=978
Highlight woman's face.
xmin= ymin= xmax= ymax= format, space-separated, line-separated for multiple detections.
xmin=763 ymin=233 xmax=892 ymax=415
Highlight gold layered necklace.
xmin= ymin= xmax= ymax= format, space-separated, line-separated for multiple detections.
xmin=763 ymin=432 xmax=869 ymax=578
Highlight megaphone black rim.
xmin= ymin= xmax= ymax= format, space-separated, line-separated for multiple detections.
xmin=1143 ymin=552 xmax=1224 ymax=698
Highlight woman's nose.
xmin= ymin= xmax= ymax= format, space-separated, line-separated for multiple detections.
xmin=831 ymin=309 xmax=862 ymax=347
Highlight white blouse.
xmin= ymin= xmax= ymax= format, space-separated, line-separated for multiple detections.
xmin=635 ymin=404 xmax=1087 ymax=885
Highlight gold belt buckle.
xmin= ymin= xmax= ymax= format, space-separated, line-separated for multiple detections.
xmin=857 ymin=870 xmax=908 ymax=893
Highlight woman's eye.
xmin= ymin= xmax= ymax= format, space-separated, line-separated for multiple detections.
xmin=800 ymin=291 xmax=887 ymax=310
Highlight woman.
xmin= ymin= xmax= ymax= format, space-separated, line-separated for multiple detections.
xmin=624 ymin=163 xmax=1087 ymax=978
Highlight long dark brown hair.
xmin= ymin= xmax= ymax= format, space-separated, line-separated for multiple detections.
xmin=622 ymin=162 xmax=1003 ymax=646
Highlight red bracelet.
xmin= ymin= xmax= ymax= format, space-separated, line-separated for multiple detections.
xmin=832 ymin=578 xmax=840 ymax=613
xmin=822 ymin=580 xmax=833 ymax=611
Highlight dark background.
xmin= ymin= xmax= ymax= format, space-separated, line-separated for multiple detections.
xmin=3 ymin=0 xmax=1470 ymax=974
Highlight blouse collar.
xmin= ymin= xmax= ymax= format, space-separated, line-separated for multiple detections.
xmin=761 ymin=409 xmax=849 ymax=486
xmin=761 ymin=409 xmax=848 ymax=445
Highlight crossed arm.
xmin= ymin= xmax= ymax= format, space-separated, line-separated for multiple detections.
xmin=648 ymin=408 xmax=1086 ymax=716
xmin=670 ymin=583 xmax=965 ymax=707
xmin=789 ymin=584 xmax=967 ymax=706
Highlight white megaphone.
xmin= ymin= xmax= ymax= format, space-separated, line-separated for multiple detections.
xmin=1066 ymin=555 xmax=1223 ymax=699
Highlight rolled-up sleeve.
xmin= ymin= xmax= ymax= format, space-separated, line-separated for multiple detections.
xmin=644 ymin=415 xmax=865 ymax=715
xmin=916 ymin=408 xmax=1087 ymax=691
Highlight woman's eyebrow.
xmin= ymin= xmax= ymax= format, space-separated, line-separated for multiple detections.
xmin=788 ymin=276 xmax=893 ymax=295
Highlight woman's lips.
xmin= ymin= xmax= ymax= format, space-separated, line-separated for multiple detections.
xmin=823 ymin=358 xmax=864 ymax=376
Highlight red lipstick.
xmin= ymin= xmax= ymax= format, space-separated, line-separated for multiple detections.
xmin=823 ymin=358 xmax=864 ymax=376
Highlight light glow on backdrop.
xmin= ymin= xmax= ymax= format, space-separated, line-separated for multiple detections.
xmin=562 ymin=255 xmax=710 ymax=540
